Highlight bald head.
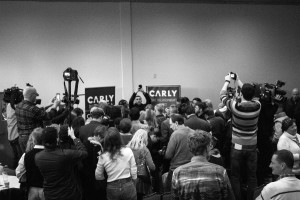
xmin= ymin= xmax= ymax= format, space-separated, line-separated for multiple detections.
xmin=292 ymin=88 xmax=299 ymax=101
xmin=23 ymin=87 xmax=39 ymax=102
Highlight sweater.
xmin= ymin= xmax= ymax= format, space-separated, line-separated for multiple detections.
xmin=220 ymin=90 xmax=261 ymax=146
xmin=165 ymin=126 xmax=194 ymax=171
xmin=256 ymin=177 xmax=300 ymax=200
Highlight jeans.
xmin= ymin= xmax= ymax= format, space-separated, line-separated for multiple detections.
xmin=9 ymin=137 xmax=23 ymax=168
xmin=28 ymin=187 xmax=45 ymax=200
xmin=19 ymin=134 xmax=29 ymax=153
xmin=230 ymin=147 xmax=257 ymax=200
xmin=106 ymin=178 xmax=136 ymax=200
xmin=164 ymin=170 xmax=174 ymax=193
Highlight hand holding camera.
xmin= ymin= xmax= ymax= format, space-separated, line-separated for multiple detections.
xmin=225 ymin=72 xmax=238 ymax=82
xmin=230 ymin=72 xmax=237 ymax=81
xmin=225 ymin=74 xmax=231 ymax=82
xmin=137 ymin=84 xmax=144 ymax=92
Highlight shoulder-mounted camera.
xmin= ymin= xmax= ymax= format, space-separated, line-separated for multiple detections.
xmin=253 ymin=80 xmax=287 ymax=104
xmin=3 ymin=87 xmax=24 ymax=109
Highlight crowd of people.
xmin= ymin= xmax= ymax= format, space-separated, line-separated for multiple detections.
xmin=2 ymin=73 xmax=300 ymax=200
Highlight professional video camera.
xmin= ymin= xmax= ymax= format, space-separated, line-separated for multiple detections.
xmin=253 ymin=80 xmax=287 ymax=103
xmin=3 ymin=86 xmax=23 ymax=109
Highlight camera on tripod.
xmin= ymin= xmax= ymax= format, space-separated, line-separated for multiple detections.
xmin=62 ymin=67 xmax=84 ymax=126
xmin=63 ymin=68 xmax=78 ymax=81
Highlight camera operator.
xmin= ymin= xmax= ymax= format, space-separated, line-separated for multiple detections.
xmin=15 ymin=86 xmax=60 ymax=153
xmin=220 ymin=72 xmax=261 ymax=200
xmin=129 ymin=85 xmax=152 ymax=112
xmin=284 ymin=88 xmax=300 ymax=133
xmin=256 ymin=88 xmax=280 ymax=186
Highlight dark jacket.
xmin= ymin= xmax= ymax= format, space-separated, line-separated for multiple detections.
xmin=35 ymin=139 xmax=87 ymax=200
xmin=129 ymin=92 xmax=152 ymax=111
xmin=24 ymin=148 xmax=44 ymax=188
xmin=185 ymin=114 xmax=211 ymax=132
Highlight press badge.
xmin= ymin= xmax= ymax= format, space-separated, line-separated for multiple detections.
xmin=234 ymin=143 xmax=242 ymax=150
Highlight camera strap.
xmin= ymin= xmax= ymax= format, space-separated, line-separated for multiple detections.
xmin=63 ymin=81 xmax=68 ymax=98
xmin=73 ymin=76 xmax=79 ymax=105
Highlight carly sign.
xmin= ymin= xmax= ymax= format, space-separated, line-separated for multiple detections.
xmin=146 ymin=85 xmax=181 ymax=107
xmin=85 ymin=86 xmax=115 ymax=116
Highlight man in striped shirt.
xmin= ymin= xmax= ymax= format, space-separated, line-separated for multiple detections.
xmin=220 ymin=73 xmax=261 ymax=200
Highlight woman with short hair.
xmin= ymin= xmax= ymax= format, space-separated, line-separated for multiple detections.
xmin=277 ymin=117 xmax=300 ymax=175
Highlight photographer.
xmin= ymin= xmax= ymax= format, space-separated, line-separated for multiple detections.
xmin=129 ymin=85 xmax=152 ymax=112
xmin=220 ymin=72 xmax=261 ymax=200
xmin=15 ymin=86 xmax=60 ymax=153
xmin=256 ymin=89 xmax=280 ymax=186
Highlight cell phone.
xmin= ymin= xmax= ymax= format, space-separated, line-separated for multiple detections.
xmin=56 ymin=93 xmax=60 ymax=100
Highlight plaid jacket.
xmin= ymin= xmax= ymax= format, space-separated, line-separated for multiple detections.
xmin=15 ymin=100 xmax=57 ymax=135
xmin=172 ymin=156 xmax=235 ymax=200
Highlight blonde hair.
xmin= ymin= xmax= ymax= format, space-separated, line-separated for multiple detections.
xmin=25 ymin=127 xmax=44 ymax=153
xmin=127 ymin=129 xmax=148 ymax=150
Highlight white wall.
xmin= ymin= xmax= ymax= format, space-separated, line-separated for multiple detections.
xmin=0 ymin=2 xmax=131 ymax=111
xmin=131 ymin=4 xmax=300 ymax=106
xmin=0 ymin=2 xmax=300 ymax=111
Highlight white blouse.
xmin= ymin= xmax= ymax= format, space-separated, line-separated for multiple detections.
xmin=95 ymin=147 xmax=137 ymax=182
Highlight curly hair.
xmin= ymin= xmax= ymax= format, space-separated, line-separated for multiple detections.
xmin=188 ymin=130 xmax=212 ymax=156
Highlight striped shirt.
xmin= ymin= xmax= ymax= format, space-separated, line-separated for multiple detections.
xmin=220 ymin=90 xmax=261 ymax=146
xmin=172 ymin=156 xmax=235 ymax=200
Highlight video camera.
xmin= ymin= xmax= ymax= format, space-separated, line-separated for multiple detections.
xmin=63 ymin=67 xmax=78 ymax=82
xmin=3 ymin=86 xmax=23 ymax=109
xmin=254 ymin=80 xmax=287 ymax=103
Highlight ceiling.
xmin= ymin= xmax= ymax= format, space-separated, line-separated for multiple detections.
xmin=1 ymin=0 xmax=300 ymax=5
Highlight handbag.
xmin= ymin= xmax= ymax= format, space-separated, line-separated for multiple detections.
xmin=137 ymin=150 xmax=150 ymax=181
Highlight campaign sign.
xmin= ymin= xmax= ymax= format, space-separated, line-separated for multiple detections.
xmin=85 ymin=86 xmax=115 ymax=118
xmin=146 ymin=85 xmax=181 ymax=108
